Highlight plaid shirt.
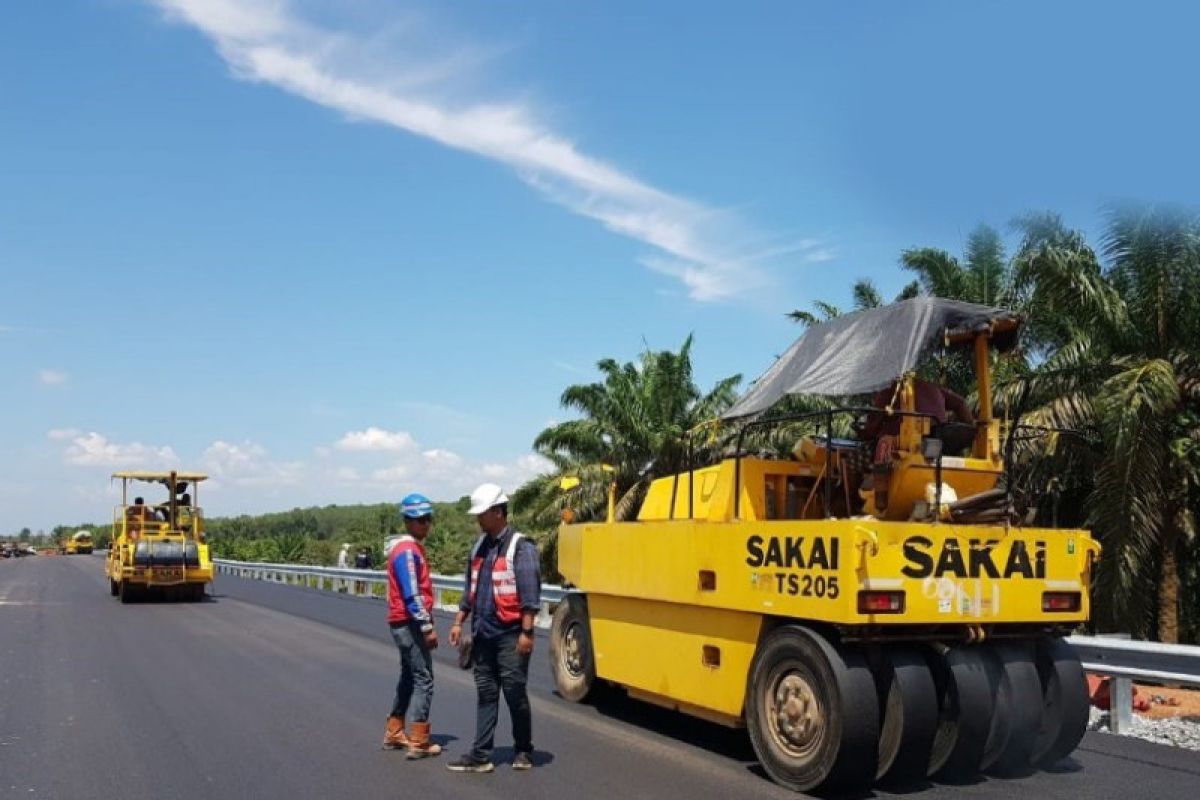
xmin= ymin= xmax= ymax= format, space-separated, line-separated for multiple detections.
xmin=459 ymin=526 xmax=541 ymax=640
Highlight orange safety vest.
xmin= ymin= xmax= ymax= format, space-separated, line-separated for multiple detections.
xmin=467 ymin=531 xmax=525 ymax=625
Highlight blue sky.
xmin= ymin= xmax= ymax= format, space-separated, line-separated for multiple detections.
xmin=2 ymin=0 xmax=1196 ymax=532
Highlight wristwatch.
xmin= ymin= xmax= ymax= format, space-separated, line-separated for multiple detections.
xmin=520 ymin=627 xmax=535 ymax=637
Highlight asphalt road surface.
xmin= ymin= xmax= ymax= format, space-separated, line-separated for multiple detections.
xmin=2 ymin=554 xmax=1198 ymax=799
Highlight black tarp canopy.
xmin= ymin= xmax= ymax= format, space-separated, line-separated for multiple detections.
xmin=722 ymin=297 xmax=1021 ymax=419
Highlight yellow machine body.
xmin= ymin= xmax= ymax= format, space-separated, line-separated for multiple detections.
xmin=105 ymin=471 xmax=213 ymax=596
xmin=558 ymin=454 xmax=1098 ymax=724
xmin=554 ymin=306 xmax=1097 ymax=791
xmin=65 ymin=531 xmax=93 ymax=555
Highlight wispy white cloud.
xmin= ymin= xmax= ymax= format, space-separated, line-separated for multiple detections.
xmin=330 ymin=466 xmax=360 ymax=482
xmin=366 ymin=446 xmax=549 ymax=495
xmin=201 ymin=440 xmax=305 ymax=487
xmin=330 ymin=426 xmax=547 ymax=495
xmin=48 ymin=428 xmax=82 ymax=441
xmin=551 ymin=359 xmax=588 ymax=376
xmin=146 ymin=0 xmax=814 ymax=301
xmin=38 ymin=369 xmax=69 ymax=386
xmin=335 ymin=426 xmax=418 ymax=453
xmin=370 ymin=463 xmax=412 ymax=483
xmin=59 ymin=431 xmax=179 ymax=468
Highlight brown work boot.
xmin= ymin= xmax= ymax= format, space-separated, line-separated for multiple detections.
xmin=382 ymin=716 xmax=409 ymax=750
xmin=406 ymin=721 xmax=442 ymax=759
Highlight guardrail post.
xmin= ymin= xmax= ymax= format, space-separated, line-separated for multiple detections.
xmin=1111 ymin=676 xmax=1133 ymax=735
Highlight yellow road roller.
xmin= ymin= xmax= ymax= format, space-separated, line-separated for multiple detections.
xmin=552 ymin=298 xmax=1099 ymax=793
xmin=64 ymin=530 xmax=93 ymax=555
xmin=106 ymin=470 xmax=212 ymax=603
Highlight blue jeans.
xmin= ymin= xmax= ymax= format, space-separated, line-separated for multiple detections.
xmin=470 ymin=630 xmax=532 ymax=761
xmin=390 ymin=623 xmax=434 ymax=723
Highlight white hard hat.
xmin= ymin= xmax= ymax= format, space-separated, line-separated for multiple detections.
xmin=467 ymin=482 xmax=509 ymax=515
xmin=341 ymin=543 xmax=350 ymax=549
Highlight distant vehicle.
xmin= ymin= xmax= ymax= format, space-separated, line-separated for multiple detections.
xmin=0 ymin=542 xmax=13 ymax=558
xmin=16 ymin=542 xmax=34 ymax=557
xmin=106 ymin=470 xmax=213 ymax=603
xmin=64 ymin=530 xmax=94 ymax=555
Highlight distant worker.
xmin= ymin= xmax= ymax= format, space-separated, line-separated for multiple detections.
xmin=125 ymin=497 xmax=152 ymax=538
xmin=447 ymin=483 xmax=541 ymax=773
xmin=863 ymin=376 xmax=975 ymax=461
xmin=337 ymin=543 xmax=350 ymax=568
xmin=861 ymin=377 xmax=975 ymax=511
xmin=177 ymin=493 xmax=194 ymax=532
xmin=355 ymin=546 xmax=372 ymax=570
xmin=354 ymin=546 xmax=373 ymax=594
xmin=382 ymin=493 xmax=442 ymax=759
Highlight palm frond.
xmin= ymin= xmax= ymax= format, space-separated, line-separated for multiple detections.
xmin=852 ymin=279 xmax=883 ymax=310
xmin=900 ymin=247 xmax=967 ymax=298
xmin=787 ymin=309 xmax=819 ymax=327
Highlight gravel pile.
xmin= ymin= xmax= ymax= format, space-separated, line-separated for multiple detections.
xmin=1088 ymin=707 xmax=1200 ymax=751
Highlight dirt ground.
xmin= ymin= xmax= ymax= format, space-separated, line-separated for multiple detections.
xmin=1135 ymin=683 xmax=1200 ymax=719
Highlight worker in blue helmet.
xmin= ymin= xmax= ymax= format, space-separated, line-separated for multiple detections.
xmin=401 ymin=493 xmax=433 ymax=518
xmin=382 ymin=492 xmax=442 ymax=758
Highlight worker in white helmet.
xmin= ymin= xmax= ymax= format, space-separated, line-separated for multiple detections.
xmin=447 ymin=483 xmax=541 ymax=773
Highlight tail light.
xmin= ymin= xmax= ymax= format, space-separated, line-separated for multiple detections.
xmin=858 ymin=590 xmax=906 ymax=614
xmin=1042 ymin=591 xmax=1081 ymax=612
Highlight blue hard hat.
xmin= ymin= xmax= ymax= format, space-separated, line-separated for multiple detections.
xmin=400 ymin=493 xmax=433 ymax=519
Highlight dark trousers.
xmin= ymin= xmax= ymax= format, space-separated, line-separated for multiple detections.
xmin=390 ymin=623 xmax=434 ymax=722
xmin=470 ymin=630 xmax=532 ymax=760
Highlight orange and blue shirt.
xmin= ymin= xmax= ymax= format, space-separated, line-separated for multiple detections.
xmin=387 ymin=535 xmax=434 ymax=631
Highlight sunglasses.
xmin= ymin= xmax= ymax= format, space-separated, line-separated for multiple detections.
xmin=409 ymin=515 xmax=433 ymax=524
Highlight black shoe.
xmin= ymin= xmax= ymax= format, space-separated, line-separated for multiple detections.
xmin=512 ymin=752 xmax=533 ymax=771
xmin=446 ymin=755 xmax=494 ymax=773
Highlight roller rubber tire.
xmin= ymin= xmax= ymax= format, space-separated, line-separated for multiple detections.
xmin=745 ymin=626 xmax=879 ymax=794
xmin=981 ymin=641 xmax=1043 ymax=776
xmin=109 ymin=578 xmax=119 ymax=597
xmin=874 ymin=646 xmax=938 ymax=786
xmin=550 ymin=594 xmax=596 ymax=703
xmin=1031 ymin=637 xmax=1090 ymax=768
xmin=927 ymin=644 xmax=994 ymax=780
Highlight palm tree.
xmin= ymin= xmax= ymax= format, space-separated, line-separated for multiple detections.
xmin=513 ymin=336 xmax=741 ymax=527
xmin=1004 ymin=204 xmax=1200 ymax=641
xmin=787 ymin=278 xmax=917 ymax=328
xmin=901 ymin=223 xmax=1010 ymax=306
xmin=784 ymin=209 xmax=1200 ymax=640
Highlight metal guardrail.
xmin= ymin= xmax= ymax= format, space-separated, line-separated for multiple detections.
xmin=1066 ymin=634 xmax=1200 ymax=734
xmin=212 ymin=558 xmax=566 ymax=628
xmin=214 ymin=559 xmax=1200 ymax=737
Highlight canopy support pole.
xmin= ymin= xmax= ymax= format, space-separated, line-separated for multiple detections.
xmin=974 ymin=333 xmax=993 ymax=457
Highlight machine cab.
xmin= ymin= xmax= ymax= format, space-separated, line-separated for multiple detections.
xmin=640 ymin=298 xmax=1041 ymax=525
